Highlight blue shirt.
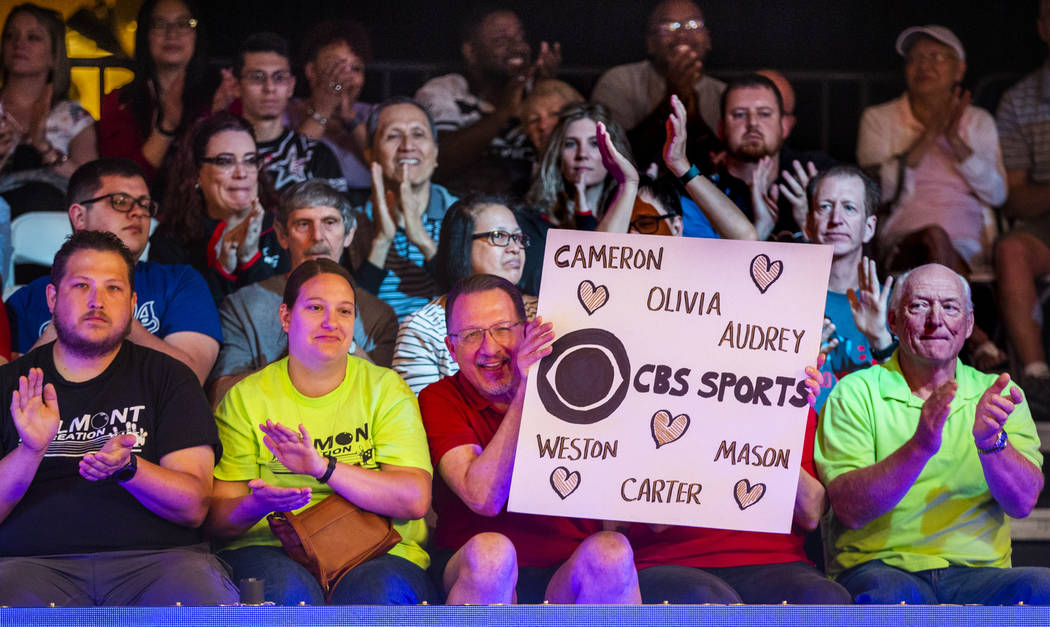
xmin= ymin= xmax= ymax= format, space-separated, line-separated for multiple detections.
xmin=6 ymin=261 xmax=223 ymax=354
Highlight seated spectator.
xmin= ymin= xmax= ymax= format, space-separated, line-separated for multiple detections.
xmin=857 ymin=25 xmax=1006 ymax=370
xmin=288 ymin=20 xmax=375 ymax=196
xmin=348 ymin=98 xmax=456 ymax=321
xmin=6 ymin=158 xmax=222 ymax=383
xmin=994 ymin=1 xmax=1050 ymax=417
xmin=208 ymin=258 xmax=436 ymax=606
xmin=0 ymin=3 xmax=97 ymax=216
xmin=419 ymin=274 xmax=640 ymax=604
xmin=520 ymin=79 xmax=584 ymax=157
xmin=859 ymin=26 xmax=1005 ymax=275
xmin=592 ymin=0 xmax=723 ymax=173
xmin=233 ymin=32 xmax=346 ymax=193
xmin=98 ymin=0 xmax=216 ymax=192
xmin=804 ymin=165 xmax=895 ymax=409
xmin=209 ymin=179 xmax=397 ymax=406
xmin=525 ymin=103 xmax=635 ymax=229
xmin=816 ymin=263 xmax=1050 ymax=605
xmin=415 ymin=7 xmax=559 ymax=195
xmin=393 ymin=196 xmax=537 ymax=394
xmin=0 ymin=230 xmax=237 ymax=606
xmin=705 ymin=74 xmax=830 ymax=240
xmin=150 ymin=112 xmax=288 ymax=306
xmin=602 ymin=95 xmax=756 ymax=240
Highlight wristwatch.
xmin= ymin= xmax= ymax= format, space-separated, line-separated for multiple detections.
xmin=113 ymin=453 xmax=138 ymax=483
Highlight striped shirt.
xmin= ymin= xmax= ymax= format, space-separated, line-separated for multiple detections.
xmin=393 ymin=295 xmax=539 ymax=394
xmin=350 ymin=184 xmax=457 ymax=321
xmin=997 ymin=62 xmax=1050 ymax=237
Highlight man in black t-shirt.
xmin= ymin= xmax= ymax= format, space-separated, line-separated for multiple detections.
xmin=0 ymin=231 xmax=237 ymax=606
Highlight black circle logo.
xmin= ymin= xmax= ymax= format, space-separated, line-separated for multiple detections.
xmin=536 ymin=328 xmax=630 ymax=424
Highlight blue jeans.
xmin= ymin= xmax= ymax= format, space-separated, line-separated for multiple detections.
xmin=639 ymin=561 xmax=851 ymax=604
xmin=220 ymin=546 xmax=437 ymax=606
xmin=837 ymin=559 xmax=1050 ymax=605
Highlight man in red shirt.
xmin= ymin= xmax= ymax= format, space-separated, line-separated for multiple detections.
xmin=418 ymin=274 xmax=640 ymax=604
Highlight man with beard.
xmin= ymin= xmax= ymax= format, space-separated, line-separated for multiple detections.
xmin=208 ymin=179 xmax=397 ymax=407
xmin=706 ymin=74 xmax=833 ymax=240
xmin=592 ymin=0 xmax=723 ymax=173
xmin=233 ymin=32 xmax=347 ymax=193
xmin=6 ymin=158 xmax=222 ymax=384
xmin=415 ymin=7 xmax=560 ymax=194
xmin=0 ymin=230 xmax=237 ymax=606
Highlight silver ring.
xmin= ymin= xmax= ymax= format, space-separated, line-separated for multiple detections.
xmin=329 ymin=82 xmax=343 ymax=92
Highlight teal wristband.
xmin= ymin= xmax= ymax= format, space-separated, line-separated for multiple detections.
xmin=678 ymin=164 xmax=700 ymax=185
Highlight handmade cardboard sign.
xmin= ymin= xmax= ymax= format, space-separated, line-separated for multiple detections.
xmin=507 ymin=230 xmax=832 ymax=533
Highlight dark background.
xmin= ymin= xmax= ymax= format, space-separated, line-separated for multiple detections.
xmin=194 ymin=0 xmax=1049 ymax=161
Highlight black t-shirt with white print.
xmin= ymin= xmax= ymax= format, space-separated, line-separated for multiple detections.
xmin=0 ymin=341 xmax=220 ymax=556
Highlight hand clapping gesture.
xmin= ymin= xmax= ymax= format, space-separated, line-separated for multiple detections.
xmin=80 ymin=433 xmax=137 ymax=481
xmin=260 ymin=419 xmax=328 ymax=480
xmin=846 ymin=257 xmax=895 ymax=355
xmin=10 ymin=368 xmax=60 ymax=456
xmin=662 ymin=95 xmax=691 ymax=178
xmin=246 ymin=478 xmax=313 ymax=514
xmin=777 ymin=160 xmax=818 ymax=235
xmin=750 ymin=155 xmax=779 ymax=240
xmin=973 ymin=373 xmax=1023 ymax=448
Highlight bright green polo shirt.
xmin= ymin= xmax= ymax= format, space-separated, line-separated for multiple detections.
xmin=815 ymin=352 xmax=1043 ymax=577
xmin=214 ymin=356 xmax=433 ymax=569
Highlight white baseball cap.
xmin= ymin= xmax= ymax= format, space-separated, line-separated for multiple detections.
xmin=895 ymin=25 xmax=965 ymax=62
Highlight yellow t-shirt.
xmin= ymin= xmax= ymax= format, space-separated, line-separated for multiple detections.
xmin=214 ymin=356 xmax=432 ymax=569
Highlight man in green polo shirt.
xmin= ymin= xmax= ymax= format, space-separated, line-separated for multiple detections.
xmin=815 ymin=263 xmax=1050 ymax=604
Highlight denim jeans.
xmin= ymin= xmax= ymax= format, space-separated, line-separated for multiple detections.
xmin=837 ymin=559 xmax=1050 ymax=605
xmin=220 ymin=545 xmax=437 ymax=606
xmin=639 ymin=561 xmax=851 ymax=604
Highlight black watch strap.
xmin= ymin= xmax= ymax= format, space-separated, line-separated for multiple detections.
xmin=114 ymin=453 xmax=138 ymax=483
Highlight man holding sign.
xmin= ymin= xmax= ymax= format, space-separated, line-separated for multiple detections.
xmin=817 ymin=263 xmax=1050 ymax=604
xmin=419 ymin=274 xmax=641 ymax=604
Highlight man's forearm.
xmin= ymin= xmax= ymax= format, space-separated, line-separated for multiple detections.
xmin=793 ymin=468 xmax=826 ymax=531
xmin=1004 ymin=181 xmax=1050 ymax=220
xmin=980 ymin=443 xmax=1044 ymax=518
xmin=458 ymin=387 xmax=527 ymax=517
xmin=0 ymin=444 xmax=45 ymax=524
xmin=686 ymin=175 xmax=758 ymax=240
xmin=826 ymin=438 xmax=933 ymax=529
xmin=122 ymin=455 xmax=213 ymax=527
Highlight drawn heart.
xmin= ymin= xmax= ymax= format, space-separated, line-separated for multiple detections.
xmin=750 ymin=254 xmax=784 ymax=294
xmin=577 ymin=280 xmax=610 ymax=315
xmin=550 ymin=466 xmax=581 ymax=500
xmin=734 ymin=478 xmax=766 ymax=510
xmin=651 ymin=410 xmax=690 ymax=449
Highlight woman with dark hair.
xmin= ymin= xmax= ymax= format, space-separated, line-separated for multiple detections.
xmin=209 ymin=257 xmax=436 ymax=606
xmin=289 ymin=19 xmax=375 ymax=193
xmin=392 ymin=195 xmax=537 ymax=393
xmin=97 ymin=0 xmax=215 ymax=187
xmin=0 ymin=3 xmax=97 ymax=214
xmin=525 ymin=102 xmax=635 ymax=229
xmin=150 ymin=111 xmax=287 ymax=305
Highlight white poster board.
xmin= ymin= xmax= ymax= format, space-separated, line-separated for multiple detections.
xmin=507 ymin=230 xmax=832 ymax=534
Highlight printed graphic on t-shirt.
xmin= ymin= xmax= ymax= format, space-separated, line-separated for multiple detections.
xmin=265 ymin=423 xmax=377 ymax=474
xmin=43 ymin=404 xmax=148 ymax=457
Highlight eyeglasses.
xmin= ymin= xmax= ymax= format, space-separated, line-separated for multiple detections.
xmin=241 ymin=70 xmax=293 ymax=86
xmin=629 ymin=213 xmax=676 ymax=234
xmin=148 ymin=17 xmax=198 ymax=34
xmin=906 ymin=51 xmax=957 ymax=65
xmin=200 ymin=153 xmax=260 ymax=172
xmin=448 ymin=321 xmax=524 ymax=348
xmin=77 ymin=192 xmax=158 ymax=217
xmin=472 ymin=230 xmax=531 ymax=248
xmin=650 ymin=19 xmax=705 ymax=36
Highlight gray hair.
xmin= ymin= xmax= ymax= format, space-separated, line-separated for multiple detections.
xmin=889 ymin=264 xmax=973 ymax=314
xmin=275 ymin=179 xmax=355 ymax=235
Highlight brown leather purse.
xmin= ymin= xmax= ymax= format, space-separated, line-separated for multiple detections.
xmin=267 ymin=494 xmax=402 ymax=600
